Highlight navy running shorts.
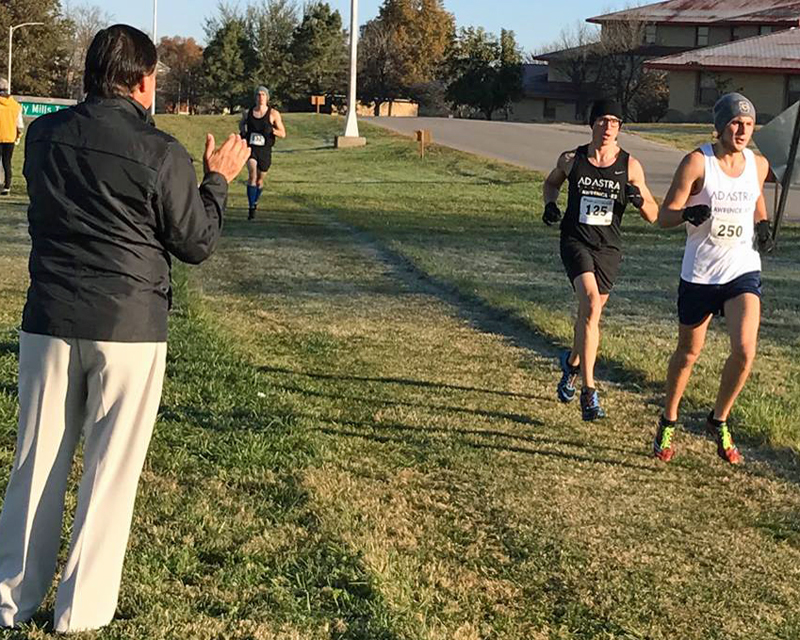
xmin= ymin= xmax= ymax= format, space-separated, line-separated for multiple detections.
xmin=560 ymin=238 xmax=621 ymax=295
xmin=677 ymin=271 xmax=762 ymax=326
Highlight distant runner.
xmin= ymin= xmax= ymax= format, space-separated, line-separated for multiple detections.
xmin=652 ymin=93 xmax=773 ymax=465
xmin=542 ymin=99 xmax=658 ymax=421
xmin=240 ymin=86 xmax=286 ymax=220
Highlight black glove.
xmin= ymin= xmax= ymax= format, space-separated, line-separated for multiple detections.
xmin=543 ymin=202 xmax=562 ymax=226
xmin=625 ymin=184 xmax=644 ymax=209
xmin=682 ymin=204 xmax=711 ymax=226
xmin=755 ymin=220 xmax=775 ymax=254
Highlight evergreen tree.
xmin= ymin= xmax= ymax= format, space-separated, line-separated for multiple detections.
xmin=244 ymin=0 xmax=298 ymax=108
xmin=446 ymin=27 xmax=523 ymax=120
xmin=285 ymin=2 xmax=347 ymax=106
xmin=202 ymin=13 xmax=252 ymax=113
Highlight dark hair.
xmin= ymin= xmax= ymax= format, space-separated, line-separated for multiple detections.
xmin=84 ymin=24 xmax=157 ymax=98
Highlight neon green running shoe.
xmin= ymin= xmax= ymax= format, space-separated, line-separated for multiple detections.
xmin=706 ymin=412 xmax=743 ymax=465
xmin=653 ymin=415 xmax=676 ymax=462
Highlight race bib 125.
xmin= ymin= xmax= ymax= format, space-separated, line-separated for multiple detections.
xmin=579 ymin=196 xmax=615 ymax=226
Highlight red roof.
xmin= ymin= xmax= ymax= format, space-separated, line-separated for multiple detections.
xmin=646 ymin=26 xmax=800 ymax=72
xmin=589 ymin=0 xmax=800 ymax=26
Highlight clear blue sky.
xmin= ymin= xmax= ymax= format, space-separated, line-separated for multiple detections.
xmin=97 ymin=0 xmax=623 ymax=53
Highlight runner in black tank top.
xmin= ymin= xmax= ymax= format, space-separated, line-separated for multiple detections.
xmin=541 ymin=99 xmax=658 ymax=421
xmin=562 ymin=143 xmax=629 ymax=252
xmin=239 ymin=85 xmax=287 ymax=220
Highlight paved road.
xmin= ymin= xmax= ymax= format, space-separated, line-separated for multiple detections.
xmin=363 ymin=116 xmax=796 ymax=221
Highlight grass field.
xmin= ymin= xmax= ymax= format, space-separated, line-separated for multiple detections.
xmin=0 ymin=113 xmax=799 ymax=639
xmin=625 ymin=123 xmax=716 ymax=151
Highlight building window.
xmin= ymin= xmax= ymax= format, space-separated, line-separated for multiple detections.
xmin=731 ymin=26 xmax=750 ymax=41
xmin=696 ymin=26 xmax=709 ymax=46
xmin=788 ymin=76 xmax=800 ymax=108
xmin=697 ymin=72 xmax=721 ymax=107
xmin=645 ymin=24 xmax=657 ymax=44
xmin=760 ymin=25 xmax=773 ymax=36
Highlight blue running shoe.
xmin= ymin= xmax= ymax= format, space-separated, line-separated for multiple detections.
xmin=557 ymin=350 xmax=579 ymax=403
xmin=580 ymin=387 xmax=606 ymax=421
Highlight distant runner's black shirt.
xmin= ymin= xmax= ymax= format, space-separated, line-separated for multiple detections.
xmin=561 ymin=144 xmax=630 ymax=251
xmin=243 ymin=107 xmax=275 ymax=147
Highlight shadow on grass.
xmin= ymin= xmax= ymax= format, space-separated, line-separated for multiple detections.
xmin=258 ymin=365 xmax=546 ymax=400
xmin=317 ymin=426 xmax=657 ymax=473
xmin=315 ymin=415 xmax=645 ymax=459
xmin=271 ymin=383 xmax=544 ymax=426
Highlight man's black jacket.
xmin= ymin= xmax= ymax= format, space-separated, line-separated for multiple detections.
xmin=22 ymin=96 xmax=228 ymax=342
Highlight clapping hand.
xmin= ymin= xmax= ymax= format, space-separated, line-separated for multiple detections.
xmin=203 ymin=133 xmax=251 ymax=184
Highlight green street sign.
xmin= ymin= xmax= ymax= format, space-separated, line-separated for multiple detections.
xmin=20 ymin=101 xmax=70 ymax=117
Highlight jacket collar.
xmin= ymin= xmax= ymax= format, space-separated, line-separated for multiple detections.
xmin=85 ymin=95 xmax=155 ymax=126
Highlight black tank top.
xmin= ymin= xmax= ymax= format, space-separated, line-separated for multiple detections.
xmin=561 ymin=144 xmax=630 ymax=250
xmin=245 ymin=107 xmax=275 ymax=147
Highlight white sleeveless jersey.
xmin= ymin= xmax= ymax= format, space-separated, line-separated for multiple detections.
xmin=681 ymin=144 xmax=761 ymax=284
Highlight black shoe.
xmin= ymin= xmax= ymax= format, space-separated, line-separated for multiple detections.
xmin=556 ymin=350 xmax=579 ymax=403
xmin=1 ymin=189 xmax=9 ymax=196
xmin=248 ymin=207 xmax=255 ymax=220
xmin=580 ymin=387 xmax=606 ymax=421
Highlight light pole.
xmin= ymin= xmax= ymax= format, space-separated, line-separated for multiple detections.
xmin=8 ymin=22 xmax=44 ymax=94
xmin=335 ymin=0 xmax=366 ymax=147
xmin=152 ymin=0 xmax=158 ymax=115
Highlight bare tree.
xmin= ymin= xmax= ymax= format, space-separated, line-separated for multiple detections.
xmin=62 ymin=2 xmax=113 ymax=98
xmin=596 ymin=18 xmax=650 ymax=120
xmin=532 ymin=21 xmax=603 ymax=120
xmin=358 ymin=19 xmax=402 ymax=115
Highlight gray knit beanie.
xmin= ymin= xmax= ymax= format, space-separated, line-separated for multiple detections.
xmin=713 ymin=93 xmax=756 ymax=134
xmin=255 ymin=85 xmax=269 ymax=100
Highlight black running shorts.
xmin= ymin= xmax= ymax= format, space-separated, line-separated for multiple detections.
xmin=560 ymin=238 xmax=621 ymax=295
xmin=250 ymin=146 xmax=272 ymax=172
xmin=677 ymin=271 xmax=761 ymax=326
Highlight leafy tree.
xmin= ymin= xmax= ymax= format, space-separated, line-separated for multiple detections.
xmin=202 ymin=9 xmax=252 ymax=113
xmin=0 ymin=0 xmax=71 ymax=96
xmin=376 ymin=0 xmax=454 ymax=89
xmin=157 ymin=36 xmax=203 ymax=113
xmin=285 ymin=2 xmax=347 ymax=106
xmin=244 ymin=0 xmax=298 ymax=108
xmin=446 ymin=27 xmax=523 ymax=120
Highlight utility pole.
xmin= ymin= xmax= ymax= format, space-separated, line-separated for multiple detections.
xmin=152 ymin=0 xmax=158 ymax=115
xmin=8 ymin=22 xmax=44 ymax=94
xmin=335 ymin=0 xmax=366 ymax=148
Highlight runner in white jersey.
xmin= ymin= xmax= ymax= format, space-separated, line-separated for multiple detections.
xmin=652 ymin=93 xmax=774 ymax=465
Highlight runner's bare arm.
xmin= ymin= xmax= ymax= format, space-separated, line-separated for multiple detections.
xmin=627 ymin=156 xmax=658 ymax=223
xmin=542 ymin=151 xmax=574 ymax=204
xmin=271 ymin=109 xmax=287 ymax=139
xmin=754 ymin=155 xmax=770 ymax=223
xmin=658 ymin=151 xmax=705 ymax=228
